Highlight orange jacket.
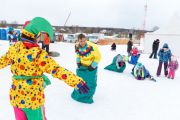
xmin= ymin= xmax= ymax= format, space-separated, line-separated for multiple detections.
xmin=43 ymin=34 xmax=50 ymax=45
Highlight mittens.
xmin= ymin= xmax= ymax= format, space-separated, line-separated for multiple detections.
xmin=88 ymin=65 xmax=95 ymax=71
xmin=119 ymin=61 xmax=125 ymax=67
xmin=77 ymin=81 xmax=89 ymax=94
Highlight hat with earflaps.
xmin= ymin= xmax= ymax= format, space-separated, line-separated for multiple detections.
xmin=21 ymin=17 xmax=53 ymax=42
xmin=8 ymin=27 xmax=14 ymax=32
xmin=163 ymin=43 xmax=169 ymax=48
xmin=135 ymin=62 xmax=143 ymax=70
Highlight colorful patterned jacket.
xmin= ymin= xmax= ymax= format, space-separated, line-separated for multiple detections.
xmin=76 ymin=41 xmax=101 ymax=68
xmin=0 ymin=41 xmax=84 ymax=110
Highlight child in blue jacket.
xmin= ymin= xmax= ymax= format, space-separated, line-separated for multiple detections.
xmin=157 ymin=43 xmax=172 ymax=77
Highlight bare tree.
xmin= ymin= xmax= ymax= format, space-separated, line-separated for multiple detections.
xmin=10 ymin=21 xmax=18 ymax=28
xmin=0 ymin=20 xmax=7 ymax=27
xmin=84 ymin=27 xmax=92 ymax=33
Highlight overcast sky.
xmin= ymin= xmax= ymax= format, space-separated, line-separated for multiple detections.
xmin=0 ymin=0 xmax=180 ymax=30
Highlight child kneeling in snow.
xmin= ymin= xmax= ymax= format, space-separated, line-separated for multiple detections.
xmin=128 ymin=46 xmax=140 ymax=65
xmin=132 ymin=63 xmax=155 ymax=81
xmin=0 ymin=17 xmax=89 ymax=120
xmin=168 ymin=55 xmax=179 ymax=79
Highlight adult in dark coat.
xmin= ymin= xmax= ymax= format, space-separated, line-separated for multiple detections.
xmin=127 ymin=40 xmax=133 ymax=56
xmin=149 ymin=39 xmax=160 ymax=59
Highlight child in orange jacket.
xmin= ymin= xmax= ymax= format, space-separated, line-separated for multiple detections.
xmin=42 ymin=32 xmax=50 ymax=54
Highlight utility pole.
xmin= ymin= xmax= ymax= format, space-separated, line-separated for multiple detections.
xmin=64 ymin=11 xmax=71 ymax=27
xmin=140 ymin=0 xmax=148 ymax=52
xmin=142 ymin=0 xmax=148 ymax=38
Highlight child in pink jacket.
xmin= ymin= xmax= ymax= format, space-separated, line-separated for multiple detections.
xmin=168 ymin=55 xmax=179 ymax=79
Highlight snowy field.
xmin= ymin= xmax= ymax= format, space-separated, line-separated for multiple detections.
xmin=0 ymin=40 xmax=180 ymax=120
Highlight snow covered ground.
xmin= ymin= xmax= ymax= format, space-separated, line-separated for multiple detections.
xmin=0 ymin=40 xmax=180 ymax=120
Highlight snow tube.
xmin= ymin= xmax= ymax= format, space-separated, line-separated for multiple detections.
xmin=71 ymin=66 xmax=97 ymax=104
xmin=104 ymin=55 xmax=126 ymax=73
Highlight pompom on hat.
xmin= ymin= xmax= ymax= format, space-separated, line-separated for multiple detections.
xmin=8 ymin=27 xmax=14 ymax=32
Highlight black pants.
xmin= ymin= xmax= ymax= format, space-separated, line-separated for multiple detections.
xmin=42 ymin=44 xmax=49 ymax=54
xmin=149 ymin=51 xmax=157 ymax=58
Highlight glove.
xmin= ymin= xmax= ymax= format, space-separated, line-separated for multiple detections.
xmin=77 ymin=81 xmax=89 ymax=94
xmin=88 ymin=65 xmax=95 ymax=71
xmin=77 ymin=63 xmax=81 ymax=68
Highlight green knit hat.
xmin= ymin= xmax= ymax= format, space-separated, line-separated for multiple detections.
xmin=136 ymin=63 xmax=143 ymax=69
xmin=22 ymin=17 xmax=53 ymax=40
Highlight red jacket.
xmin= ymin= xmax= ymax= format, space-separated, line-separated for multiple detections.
xmin=131 ymin=49 xmax=139 ymax=56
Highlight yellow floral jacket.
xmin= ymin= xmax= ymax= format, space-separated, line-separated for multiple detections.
xmin=76 ymin=41 xmax=101 ymax=68
xmin=0 ymin=42 xmax=83 ymax=109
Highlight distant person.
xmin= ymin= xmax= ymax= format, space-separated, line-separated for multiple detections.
xmin=157 ymin=43 xmax=172 ymax=77
xmin=8 ymin=27 xmax=15 ymax=46
xmin=168 ymin=55 xmax=179 ymax=79
xmin=71 ymin=34 xmax=101 ymax=104
xmin=13 ymin=31 xmax=18 ymax=42
xmin=129 ymin=33 xmax=133 ymax=40
xmin=149 ymin=39 xmax=160 ymax=59
xmin=128 ymin=29 xmax=133 ymax=40
xmin=111 ymin=42 xmax=116 ymax=51
xmin=42 ymin=33 xmax=50 ymax=54
xmin=53 ymin=33 xmax=56 ymax=42
xmin=127 ymin=39 xmax=133 ymax=56
xmin=58 ymin=33 xmax=64 ymax=41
